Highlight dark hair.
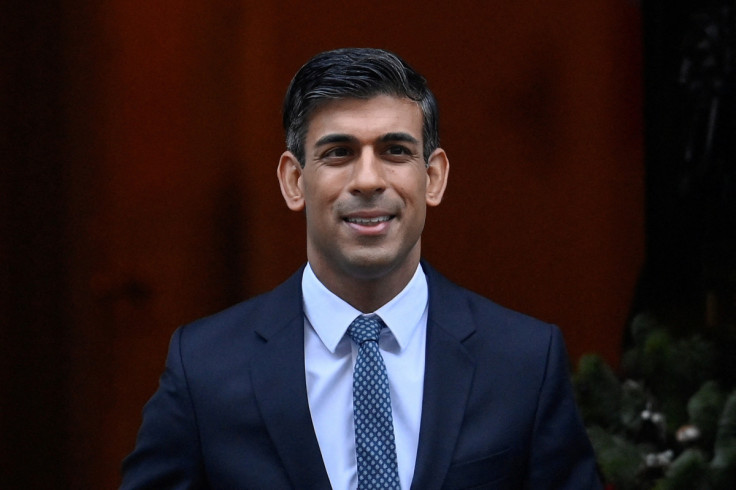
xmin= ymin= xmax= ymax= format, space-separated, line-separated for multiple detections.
xmin=282 ymin=48 xmax=440 ymax=167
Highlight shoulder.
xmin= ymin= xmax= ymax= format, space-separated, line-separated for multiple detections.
xmin=173 ymin=267 xmax=305 ymax=360
xmin=423 ymin=261 xmax=552 ymax=330
xmin=422 ymin=261 xmax=561 ymax=358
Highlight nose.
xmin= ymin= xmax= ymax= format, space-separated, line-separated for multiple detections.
xmin=349 ymin=149 xmax=386 ymax=196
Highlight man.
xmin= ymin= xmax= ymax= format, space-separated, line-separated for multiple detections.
xmin=121 ymin=48 xmax=601 ymax=489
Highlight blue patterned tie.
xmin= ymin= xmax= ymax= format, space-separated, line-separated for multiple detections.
xmin=348 ymin=314 xmax=401 ymax=489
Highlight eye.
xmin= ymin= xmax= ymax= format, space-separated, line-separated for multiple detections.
xmin=322 ymin=146 xmax=353 ymax=159
xmin=386 ymin=145 xmax=411 ymax=156
xmin=382 ymin=145 xmax=417 ymax=163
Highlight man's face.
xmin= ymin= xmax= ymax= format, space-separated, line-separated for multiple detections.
xmin=278 ymin=95 xmax=448 ymax=285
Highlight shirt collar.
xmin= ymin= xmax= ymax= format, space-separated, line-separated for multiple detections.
xmin=302 ymin=263 xmax=428 ymax=353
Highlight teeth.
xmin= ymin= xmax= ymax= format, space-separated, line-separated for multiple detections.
xmin=346 ymin=216 xmax=391 ymax=225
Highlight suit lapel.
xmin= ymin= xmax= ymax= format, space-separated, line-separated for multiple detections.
xmin=250 ymin=268 xmax=331 ymax=489
xmin=411 ymin=263 xmax=477 ymax=490
xmin=247 ymin=263 xmax=476 ymax=489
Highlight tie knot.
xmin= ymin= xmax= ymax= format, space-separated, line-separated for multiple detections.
xmin=347 ymin=314 xmax=384 ymax=345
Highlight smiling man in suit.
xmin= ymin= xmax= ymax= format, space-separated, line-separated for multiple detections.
xmin=121 ymin=48 xmax=602 ymax=489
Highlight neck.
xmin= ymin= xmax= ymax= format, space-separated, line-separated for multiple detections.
xmin=308 ymin=256 xmax=420 ymax=313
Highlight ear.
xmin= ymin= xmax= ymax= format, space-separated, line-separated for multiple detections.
xmin=277 ymin=151 xmax=305 ymax=211
xmin=425 ymin=148 xmax=449 ymax=207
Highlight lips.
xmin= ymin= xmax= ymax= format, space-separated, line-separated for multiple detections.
xmin=344 ymin=215 xmax=393 ymax=225
xmin=342 ymin=211 xmax=396 ymax=235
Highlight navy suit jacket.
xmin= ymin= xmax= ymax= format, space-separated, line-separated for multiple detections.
xmin=121 ymin=262 xmax=601 ymax=489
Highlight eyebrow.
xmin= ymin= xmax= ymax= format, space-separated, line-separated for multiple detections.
xmin=380 ymin=132 xmax=420 ymax=145
xmin=314 ymin=132 xmax=420 ymax=147
xmin=314 ymin=134 xmax=358 ymax=147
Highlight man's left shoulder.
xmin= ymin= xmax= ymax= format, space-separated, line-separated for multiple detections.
xmin=422 ymin=261 xmax=558 ymax=341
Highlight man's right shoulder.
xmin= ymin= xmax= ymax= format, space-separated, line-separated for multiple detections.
xmin=174 ymin=266 xmax=305 ymax=352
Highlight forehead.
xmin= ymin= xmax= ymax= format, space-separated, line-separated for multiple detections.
xmin=305 ymin=95 xmax=423 ymax=145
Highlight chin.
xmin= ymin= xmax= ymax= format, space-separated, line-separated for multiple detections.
xmin=340 ymin=251 xmax=411 ymax=281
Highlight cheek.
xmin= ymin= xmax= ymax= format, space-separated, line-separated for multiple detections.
xmin=398 ymin=176 xmax=430 ymax=204
xmin=302 ymin=185 xmax=338 ymax=224
xmin=305 ymin=172 xmax=346 ymax=200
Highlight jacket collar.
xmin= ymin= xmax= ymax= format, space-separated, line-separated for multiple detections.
xmin=250 ymin=266 xmax=333 ymax=488
xmin=410 ymin=260 xmax=477 ymax=489
xmin=250 ymin=262 xmax=477 ymax=489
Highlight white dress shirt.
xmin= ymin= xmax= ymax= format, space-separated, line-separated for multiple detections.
xmin=302 ymin=263 xmax=428 ymax=490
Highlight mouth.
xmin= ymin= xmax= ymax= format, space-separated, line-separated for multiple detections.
xmin=343 ymin=215 xmax=394 ymax=225
xmin=342 ymin=213 xmax=396 ymax=235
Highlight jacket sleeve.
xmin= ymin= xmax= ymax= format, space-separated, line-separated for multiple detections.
xmin=120 ymin=327 xmax=206 ymax=489
xmin=524 ymin=326 xmax=603 ymax=489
